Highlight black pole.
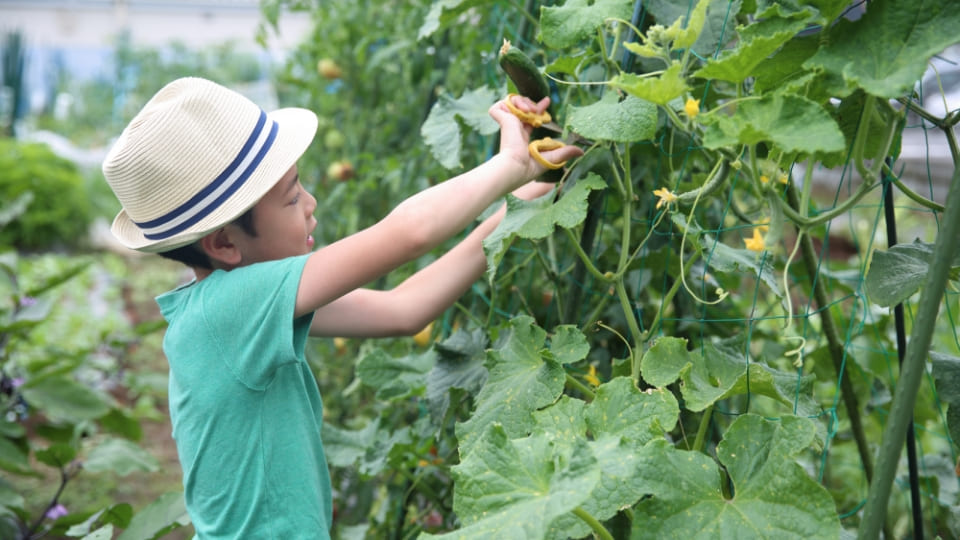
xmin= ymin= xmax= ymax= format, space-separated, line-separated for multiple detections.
xmin=882 ymin=158 xmax=924 ymax=539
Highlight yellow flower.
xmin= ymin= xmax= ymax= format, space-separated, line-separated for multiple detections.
xmin=760 ymin=174 xmax=770 ymax=185
xmin=684 ymin=98 xmax=700 ymax=118
xmin=778 ymin=174 xmax=789 ymax=184
xmin=585 ymin=365 xmax=601 ymax=387
xmin=653 ymin=187 xmax=678 ymax=209
xmin=744 ymin=227 xmax=766 ymax=252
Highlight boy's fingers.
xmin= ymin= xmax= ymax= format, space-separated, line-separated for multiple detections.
xmin=535 ymin=96 xmax=551 ymax=114
xmin=536 ymin=144 xmax=584 ymax=169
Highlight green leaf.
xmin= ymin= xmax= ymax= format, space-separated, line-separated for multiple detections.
xmin=703 ymin=239 xmax=782 ymax=296
xmin=641 ymin=338 xmax=817 ymax=414
xmin=0 ymin=436 xmax=31 ymax=475
xmin=83 ymin=438 xmax=159 ymax=476
xmin=455 ymin=317 xmax=567 ymax=457
xmin=359 ymin=423 xmax=413 ymax=477
xmin=865 ymin=241 xmax=936 ymax=307
xmin=531 ymin=395 xmax=587 ymax=444
xmin=67 ymin=504 xmax=133 ymax=536
xmin=417 ymin=0 xmax=486 ymax=40
xmin=538 ymin=378 xmax=680 ymax=540
xmin=24 ymin=260 xmax=90 ymax=297
xmin=632 ymin=415 xmax=840 ymax=539
xmin=259 ymin=0 xmax=280 ymax=29
xmin=427 ymin=328 xmax=490 ymax=421
xmin=825 ymin=90 xmax=902 ymax=169
xmin=117 ymin=492 xmax=190 ymax=540
xmin=671 ymin=0 xmax=711 ymax=50
xmin=81 ymin=526 xmax=114 ymax=540
xmin=644 ymin=0 xmax=743 ymax=56
xmin=356 ymin=348 xmax=435 ymax=400
xmin=421 ymin=86 xmax=499 ymax=170
xmin=546 ymin=325 xmax=590 ymax=365
xmin=0 ymin=191 xmax=33 ymax=228
xmin=566 ymin=93 xmax=658 ymax=142
xmin=0 ymin=296 xmax=52 ymax=333
xmin=701 ymin=92 xmax=845 ymax=155
xmin=587 ymin=377 xmax=679 ymax=443
xmin=751 ymin=34 xmax=820 ymax=94
xmin=640 ymin=337 xmax=692 ymax=388
xmin=99 ymin=408 xmax=143 ymax=442
xmin=611 ymin=63 xmax=690 ymax=106
xmin=804 ymin=0 xmax=960 ymax=99
xmin=0 ymin=476 xmax=24 ymax=509
xmin=20 ymin=376 xmax=110 ymax=423
xmin=322 ymin=420 xmax=380 ymax=468
xmin=483 ymin=174 xmax=606 ymax=283
xmin=424 ymin=424 xmax=599 ymax=539
xmin=539 ymin=0 xmax=633 ymax=49
xmin=0 ymin=421 xmax=24 ymax=438
xmin=35 ymin=443 xmax=76 ymax=468
xmin=694 ymin=16 xmax=811 ymax=83
xmin=931 ymin=352 xmax=960 ymax=446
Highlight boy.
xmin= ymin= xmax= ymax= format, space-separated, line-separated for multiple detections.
xmin=101 ymin=77 xmax=581 ymax=538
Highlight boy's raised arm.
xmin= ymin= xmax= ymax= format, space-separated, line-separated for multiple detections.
xmin=308 ymin=181 xmax=555 ymax=337
xmin=294 ymin=96 xmax=581 ymax=319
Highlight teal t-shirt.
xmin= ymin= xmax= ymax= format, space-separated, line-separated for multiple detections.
xmin=156 ymin=255 xmax=332 ymax=539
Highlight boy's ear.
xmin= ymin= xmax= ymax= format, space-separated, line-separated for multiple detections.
xmin=199 ymin=227 xmax=242 ymax=267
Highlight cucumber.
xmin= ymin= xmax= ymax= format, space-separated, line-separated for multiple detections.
xmin=498 ymin=39 xmax=550 ymax=103
xmin=498 ymin=39 xmax=565 ymax=182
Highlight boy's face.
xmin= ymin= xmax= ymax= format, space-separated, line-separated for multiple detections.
xmin=229 ymin=165 xmax=318 ymax=264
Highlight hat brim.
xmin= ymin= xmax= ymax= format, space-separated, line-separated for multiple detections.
xmin=110 ymin=107 xmax=318 ymax=253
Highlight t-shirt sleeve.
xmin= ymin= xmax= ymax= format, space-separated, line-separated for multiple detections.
xmin=197 ymin=254 xmax=313 ymax=390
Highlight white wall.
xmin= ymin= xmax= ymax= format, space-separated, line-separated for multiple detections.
xmin=0 ymin=0 xmax=312 ymax=51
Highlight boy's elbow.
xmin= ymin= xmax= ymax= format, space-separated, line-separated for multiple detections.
xmin=393 ymin=313 xmax=433 ymax=337
xmin=386 ymin=205 xmax=434 ymax=257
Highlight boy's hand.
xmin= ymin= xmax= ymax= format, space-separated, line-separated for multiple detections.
xmin=489 ymin=95 xmax=584 ymax=182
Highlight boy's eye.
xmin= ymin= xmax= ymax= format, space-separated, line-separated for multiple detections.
xmin=290 ymin=194 xmax=301 ymax=205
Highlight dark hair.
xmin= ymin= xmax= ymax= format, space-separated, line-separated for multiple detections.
xmin=156 ymin=207 xmax=258 ymax=269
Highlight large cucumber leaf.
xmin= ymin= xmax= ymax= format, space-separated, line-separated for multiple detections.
xmin=566 ymin=93 xmax=658 ymax=142
xmin=422 ymin=425 xmax=600 ymax=540
xmin=455 ymin=316 xmax=578 ymax=457
xmin=539 ymin=0 xmax=633 ymax=49
xmin=631 ymin=415 xmax=840 ymax=539
xmin=701 ymin=92 xmax=846 ymax=155
xmin=641 ymin=337 xmax=818 ymax=415
xmin=483 ymin=173 xmax=606 ymax=283
xmin=421 ymin=86 xmax=499 ymax=170
xmin=804 ymin=0 xmax=960 ymax=99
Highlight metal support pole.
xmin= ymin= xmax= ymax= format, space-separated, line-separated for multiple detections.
xmin=859 ymin=165 xmax=960 ymax=538
xmin=881 ymin=163 xmax=924 ymax=539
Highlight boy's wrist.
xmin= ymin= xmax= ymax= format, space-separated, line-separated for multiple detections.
xmin=487 ymin=151 xmax=536 ymax=191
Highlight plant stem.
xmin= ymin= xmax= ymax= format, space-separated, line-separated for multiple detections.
xmin=27 ymin=466 xmax=70 ymax=538
xmin=617 ymin=279 xmax=644 ymax=384
xmin=564 ymin=227 xmax=610 ymax=283
xmin=565 ymin=373 xmax=596 ymax=401
xmin=859 ymin=165 xmax=960 ymax=539
xmin=692 ymin=405 xmax=713 ymax=453
xmin=776 ymin=178 xmax=880 ymax=230
xmin=572 ymin=507 xmax=614 ymax=540
xmin=885 ymin=165 xmax=944 ymax=212
xmin=785 ymin=182 xmax=877 ymax=512
xmin=676 ymin=159 xmax=730 ymax=208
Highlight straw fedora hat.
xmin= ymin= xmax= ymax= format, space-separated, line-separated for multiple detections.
xmin=102 ymin=77 xmax=318 ymax=252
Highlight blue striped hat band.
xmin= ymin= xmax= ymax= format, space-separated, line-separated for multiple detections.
xmin=134 ymin=110 xmax=279 ymax=240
